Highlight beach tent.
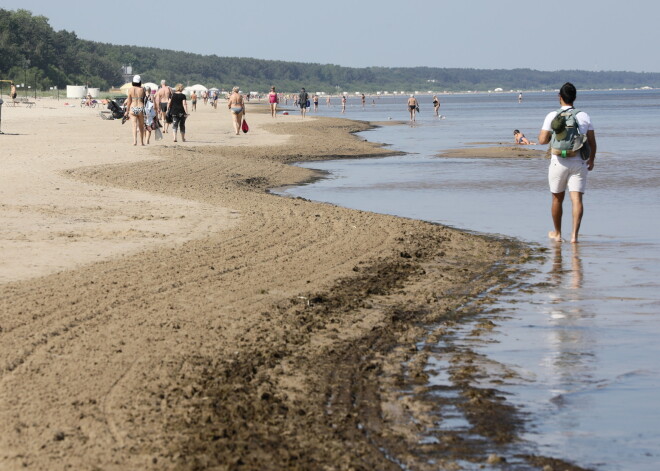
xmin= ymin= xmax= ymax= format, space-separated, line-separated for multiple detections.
xmin=184 ymin=84 xmax=209 ymax=97
xmin=190 ymin=84 xmax=208 ymax=93
xmin=119 ymin=82 xmax=132 ymax=93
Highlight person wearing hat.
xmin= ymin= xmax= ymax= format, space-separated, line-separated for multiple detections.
xmin=538 ymin=82 xmax=598 ymax=243
xmin=124 ymin=74 xmax=147 ymax=146
xmin=298 ymin=87 xmax=309 ymax=118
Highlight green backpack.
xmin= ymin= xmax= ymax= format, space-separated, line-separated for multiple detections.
xmin=550 ymin=107 xmax=589 ymax=158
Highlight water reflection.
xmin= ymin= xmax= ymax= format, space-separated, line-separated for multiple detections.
xmin=549 ymin=243 xmax=583 ymax=291
xmin=544 ymin=243 xmax=595 ymax=416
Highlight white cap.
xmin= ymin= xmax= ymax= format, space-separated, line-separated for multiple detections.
xmin=133 ymin=75 xmax=141 ymax=83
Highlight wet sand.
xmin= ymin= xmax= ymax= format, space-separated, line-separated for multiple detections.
xmin=437 ymin=144 xmax=547 ymax=159
xmin=0 ymin=100 xmax=577 ymax=469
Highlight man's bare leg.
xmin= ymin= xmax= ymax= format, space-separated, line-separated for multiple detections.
xmin=569 ymin=191 xmax=584 ymax=243
xmin=549 ymin=192 xmax=565 ymax=242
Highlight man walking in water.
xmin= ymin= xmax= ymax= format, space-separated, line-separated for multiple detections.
xmin=299 ymin=87 xmax=308 ymax=118
xmin=155 ymin=80 xmax=172 ymax=133
xmin=407 ymin=95 xmax=418 ymax=122
xmin=538 ymin=82 xmax=597 ymax=243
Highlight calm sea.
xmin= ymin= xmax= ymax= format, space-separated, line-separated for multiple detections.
xmin=277 ymin=90 xmax=660 ymax=470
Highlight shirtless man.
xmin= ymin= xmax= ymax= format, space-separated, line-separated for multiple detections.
xmin=155 ymin=80 xmax=173 ymax=133
xmin=407 ymin=95 xmax=418 ymax=122
xmin=10 ymin=82 xmax=17 ymax=103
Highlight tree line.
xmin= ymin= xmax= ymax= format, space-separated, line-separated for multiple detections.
xmin=2 ymin=8 xmax=659 ymax=94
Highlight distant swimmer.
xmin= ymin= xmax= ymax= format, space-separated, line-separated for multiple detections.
xmin=537 ymin=82 xmax=597 ymax=244
xmin=432 ymin=95 xmax=440 ymax=117
xmin=518 ymin=92 xmax=523 ymax=103
xmin=513 ymin=129 xmax=536 ymax=145
xmin=361 ymin=93 xmax=366 ymax=109
xmin=341 ymin=94 xmax=346 ymax=113
xmin=407 ymin=94 xmax=418 ymax=122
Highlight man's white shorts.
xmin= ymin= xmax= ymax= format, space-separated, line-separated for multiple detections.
xmin=548 ymin=156 xmax=588 ymax=193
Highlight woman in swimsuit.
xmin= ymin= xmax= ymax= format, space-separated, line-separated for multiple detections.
xmin=432 ymin=95 xmax=440 ymax=117
xmin=513 ymin=129 xmax=536 ymax=145
xmin=228 ymin=86 xmax=245 ymax=135
xmin=268 ymin=86 xmax=278 ymax=118
xmin=124 ymin=75 xmax=147 ymax=146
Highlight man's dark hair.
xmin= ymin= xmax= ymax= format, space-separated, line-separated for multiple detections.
xmin=559 ymin=82 xmax=577 ymax=104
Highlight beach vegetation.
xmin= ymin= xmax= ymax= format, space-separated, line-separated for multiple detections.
xmin=2 ymin=8 xmax=660 ymax=94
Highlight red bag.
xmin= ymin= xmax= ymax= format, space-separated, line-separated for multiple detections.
xmin=241 ymin=119 xmax=249 ymax=133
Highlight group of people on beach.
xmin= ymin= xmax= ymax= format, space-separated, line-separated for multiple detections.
xmin=121 ymin=78 xmax=597 ymax=244
xmin=123 ymin=76 xmax=189 ymax=146
xmin=123 ymin=76 xmax=252 ymax=145
xmin=406 ymin=95 xmax=442 ymax=122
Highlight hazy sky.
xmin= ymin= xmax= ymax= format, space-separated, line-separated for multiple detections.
xmin=5 ymin=0 xmax=659 ymax=72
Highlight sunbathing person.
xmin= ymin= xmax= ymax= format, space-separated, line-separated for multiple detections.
xmin=513 ymin=129 xmax=536 ymax=145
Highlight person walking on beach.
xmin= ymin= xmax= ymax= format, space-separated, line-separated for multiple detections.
xmin=432 ymin=95 xmax=440 ymax=117
xmin=155 ymin=80 xmax=172 ymax=133
xmin=190 ymin=91 xmax=197 ymax=112
xmin=313 ymin=94 xmax=319 ymax=111
xmin=299 ymin=87 xmax=309 ymax=118
xmin=143 ymin=87 xmax=159 ymax=144
xmin=407 ymin=95 xmax=418 ymax=122
xmin=341 ymin=95 xmax=346 ymax=113
xmin=124 ymin=75 xmax=147 ymax=146
xmin=268 ymin=86 xmax=278 ymax=117
xmin=361 ymin=93 xmax=366 ymax=109
xmin=228 ymin=86 xmax=245 ymax=135
xmin=538 ymin=82 xmax=597 ymax=244
xmin=10 ymin=82 xmax=17 ymax=103
xmin=166 ymin=83 xmax=188 ymax=143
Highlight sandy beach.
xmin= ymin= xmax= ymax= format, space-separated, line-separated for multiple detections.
xmin=0 ymin=99 xmax=578 ymax=470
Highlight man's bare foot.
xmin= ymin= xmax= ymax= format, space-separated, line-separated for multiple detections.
xmin=548 ymin=231 xmax=562 ymax=242
xmin=571 ymin=236 xmax=579 ymax=244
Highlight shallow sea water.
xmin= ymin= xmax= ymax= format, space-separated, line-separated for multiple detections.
xmin=277 ymin=90 xmax=660 ymax=470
